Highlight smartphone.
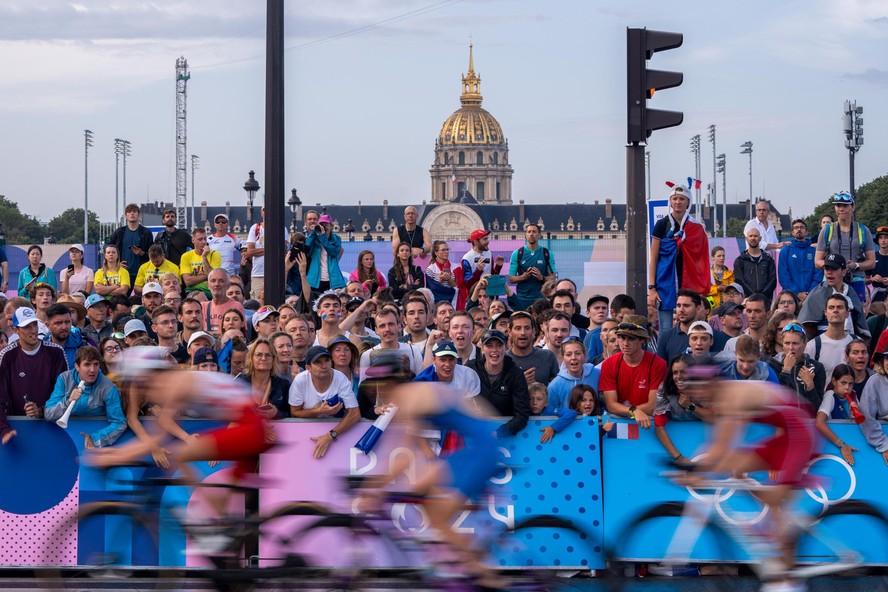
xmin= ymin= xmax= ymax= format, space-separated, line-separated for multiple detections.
xmin=129 ymin=245 xmax=138 ymax=252
xmin=67 ymin=264 xmax=75 ymax=273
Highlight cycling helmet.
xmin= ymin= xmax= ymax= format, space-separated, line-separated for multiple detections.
xmin=116 ymin=346 xmax=175 ymax=380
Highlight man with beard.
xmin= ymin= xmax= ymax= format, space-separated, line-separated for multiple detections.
xmin=358 ymin=307 xmax=422 ymax=381
xmin=154 ymin=209 xmax=193 ymax=267
xmin=44 ymin=304 xmax=87 ymax=369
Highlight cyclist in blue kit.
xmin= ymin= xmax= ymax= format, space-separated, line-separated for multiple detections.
xmin=358 ymin=353 xmax=503 ymax=588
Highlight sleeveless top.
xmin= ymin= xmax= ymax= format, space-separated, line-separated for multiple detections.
xmin=397 ymin=225 xmax=425 ymax=250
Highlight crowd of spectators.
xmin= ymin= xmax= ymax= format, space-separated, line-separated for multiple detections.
xmin=1 ymin=192 xmax=887 ymax=469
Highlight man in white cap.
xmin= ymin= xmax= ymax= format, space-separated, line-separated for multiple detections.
xmin=207 ymin=213 xmax=242 ymax=276
xmin=123 ymin=319 xmax=148 ymax=347
xmin=0 ymin=307 xmax=69 ymax=444
xmin=252 ymin=305 xmax=281 ymax=340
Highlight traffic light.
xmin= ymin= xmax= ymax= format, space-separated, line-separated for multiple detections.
xmin=627 ymin=28 xmax=684 ymax=144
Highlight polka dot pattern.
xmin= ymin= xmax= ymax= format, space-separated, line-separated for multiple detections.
xmin=0 ymin=478 xmax=78 ymax=566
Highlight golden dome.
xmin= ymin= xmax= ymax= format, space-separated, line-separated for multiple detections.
xmin=437 ymin=44 xmax=505 ymax=147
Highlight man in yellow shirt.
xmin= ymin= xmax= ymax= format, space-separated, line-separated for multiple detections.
xmin=134 ymin=245 xmax=180 ymax=295
xmin=179 ymin=228 xmax=221 ymax=299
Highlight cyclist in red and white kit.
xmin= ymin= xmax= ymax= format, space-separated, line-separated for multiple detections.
xmin=682 ymin=361 xmax=816 ymax=591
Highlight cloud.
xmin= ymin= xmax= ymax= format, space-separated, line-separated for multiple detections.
xmin=843 ymin=68 xmax=888 ymax=86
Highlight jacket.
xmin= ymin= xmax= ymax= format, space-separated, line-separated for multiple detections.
xmin=778 ymin=239 xmax=822 ymax=295
xmin=45 ymin=328 xmax=88 ymax=369
xmin=467 ymin=354 xmax=530 ymax=436
xmin=720 ymin=360 xmax=779 ymax=383
xmin=548 ymin=364 xmax=601 ymax=410
xmin=733 ymin=250 xmax=777 ymax=305
xmin=767 ymin=352 xmax=826 ymax=408
xmin=44 ymin=369 xmax=126 ymax=448
xmin=154 ymin=228 xmax=193 ymax=267
xmin=706 ymin=267 xmax=735 ymax=307
xmin=107 ymin=224 xmax=155 ymax=270
xmin=305 ymin=230 xmax=345 ymax=290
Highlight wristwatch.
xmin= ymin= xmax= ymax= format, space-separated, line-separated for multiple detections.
xmin=628 ymin=405 xmax=637 ymax=419
xmin=686 ymin=403 xmax=697 ymax=414
xmin=329 ymin=430 xmax=338 ymax=441
xmin=647 ymin=284 xmax=657 ymax=290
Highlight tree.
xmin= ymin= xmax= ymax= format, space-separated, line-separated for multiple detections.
xmin=725 ymin=217 xmax=747 ymax=238
xmin=804 ymin=174 xmax=888 ymax=233
xmin=46 ymin=208 xmax=102 ymax=245
xmin=0 ymin=195 xmax=45 ymax=244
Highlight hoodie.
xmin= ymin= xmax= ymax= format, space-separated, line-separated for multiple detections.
xmin=721 ymin=360 xmax=779 ymax=384
xmin=778 ymin=239 xmax=822 ymax=295
xmin=767 ymin=351 xmax=826 ymax=408
xmin=548 ymin=363 xmax=601 ymax=410
xmin=44 ymin=368 xmax=127 ymax=447
xmin=467 ymin=354 xmax=530 ymax=436
xmin=45 ymin=328 xmax=87 ymax=369
xmin=536 ymin=404 xmax=578 ymax=434
xmin=859 ymin=374 xmax=888 ymax=453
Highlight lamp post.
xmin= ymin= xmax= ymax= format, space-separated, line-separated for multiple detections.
xmin=708 ymin=125 xmax=717 ymax=232
xmin=843 ymin=100 xmax=864 ymax=199
xmin=287 ymin=188 xmax=301 ymax=235
xmin=114 ymin=139 xmax=131 ymax=223
xmin=190 ymin=155 xmax=199 ymax=229
xmin=84 ymin=130 xmax=93 ymax=244
xmin=740 ymin=141 xmax=753 ymax=216
xmin=716 ymin=153 xmax=726 ymax=238
xmin=690 ymin=134 xmax=701 ymax=220
xmin=243 ymin=170 xmax=260 ymax=227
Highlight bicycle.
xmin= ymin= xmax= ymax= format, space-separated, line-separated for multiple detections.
xmin=257 ymin=475 xmax=597 ymax=591
xmin=37 ymin=461 xmax=330 ymax=592
xmin=606 ymin=460 xmax=888 ymax=590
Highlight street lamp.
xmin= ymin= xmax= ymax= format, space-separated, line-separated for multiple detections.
xmin=716 ymin=153 xmax=726 ymax=238
xmin=243 ymin=170 xmax=260 ymax=227
xmin=114 ymin=139 xmax=131 ymax=224
xmin=843 ymin=100 xmax=864 ymax=198
xmin=287 ymin=188 xmax=302 ymax=234
xmin=190 ymin=155 xmax=199 ymax=229
xmin=84 ymin=130 xmax=93 ymax=244
xmin=690 ymin=134 xmax=701 ymax=219
xmin=708 ymin=125 xmax=717 ymax=232
xmin=740 ymin=141 xmax=753 ymax=214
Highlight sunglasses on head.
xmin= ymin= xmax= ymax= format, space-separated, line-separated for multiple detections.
xmin=782 ymin=323 xmax=805 ymax=335
xmin=832 ymin=192 xmax=854 ymax=204
xmin=618 ymin=322 xmax=647 ymax=332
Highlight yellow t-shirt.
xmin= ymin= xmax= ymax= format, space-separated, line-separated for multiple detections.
xmin=135 ymin=259 xmax=181 ymax=288
xmin=179 ymin=249 xmax=222 ymax=294
xmin=94 ymin=267 xmax=131 ymax=288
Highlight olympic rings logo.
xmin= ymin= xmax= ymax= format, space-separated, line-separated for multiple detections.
xmin=683 ymin=454 xmax=856 ymax=526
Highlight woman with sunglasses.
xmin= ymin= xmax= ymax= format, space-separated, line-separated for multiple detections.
xmin=815 ymin=192 xmax=875 ymax=304
xmin=767 ymin=322 xmax=825 ymax=407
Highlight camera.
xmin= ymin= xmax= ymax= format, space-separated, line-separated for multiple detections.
xmin=288 ymin=242 xmax=304 ymax=261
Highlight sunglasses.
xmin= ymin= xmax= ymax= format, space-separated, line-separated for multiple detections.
xmin=256 ymin=305 xmax=277 ymax=314
xmin=832 ymin=192 xmax=854 ymax=204
xmin=618 ymin=322 xmax=647 ymax=332
xmin=782 ymin=323 xmax=806 ymax=335
xmin=111 ymin=332 xmax=126 ymax=340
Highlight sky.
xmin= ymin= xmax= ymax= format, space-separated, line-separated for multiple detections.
xmin=1 ymin=0 xmax=887 ymax=225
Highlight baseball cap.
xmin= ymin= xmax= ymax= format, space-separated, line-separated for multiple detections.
xmin=193 ymin=346 xmax=218 ymax=366
xmin=668 ymin=184 xmax=690 ymax=199
xmin=480 ymin=329 xmax=507 ymax=345
xmin=123 ymin=319 xmax=148 ymax=337
xmin=252 ymin=305 xmax=280 ymax=328
xmin=432 ymin=340 xmax=459 ymax=357
xmin=12 ymin=307 xmax=39 ymax=328
xmin=489 ymin=310 xmax=513 ymax=328
xmin=725 ymin=283 xmax=745 ymax=296
xmin=588 ymin=294 xmax=609 ymax=306
xmin=305 ymin=345 xmax=332 ymax=365
xmin=187 ymin=331 xmax=216 ymax=349
xmin=875 ymin=226 xmax=888 ymax=239
xmin=615 ymin=315 xmax=650 ymax=340
xmin=873 ymin=344 xmax=888 ymax=362
xmin=823 ymin=253 xmax=847 ymax=270
xmin=318 ymin=214 xmax=334 ymax=225
xmin=831 ymin=191 xmax=855 ymax=206
xmin=214 ymin=213 xmax=229 ymax=223
xmin=688 ymin=320 xmax=713 ymax=336
xmin=468 ymin=229 xmax=491 ymax=243
xmin=85 ymin=294 xmax=109 ymax=309
xmin=715 ymin=301 xmax=745 ymax=317
xmin=142 ymin=282 xmax=163 ymax=296
xmin=69 ymin=243 xmax=85 ymax=253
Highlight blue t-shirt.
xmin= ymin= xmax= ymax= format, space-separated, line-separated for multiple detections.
xmin=509 ymin=244 xmax=555 ymax=304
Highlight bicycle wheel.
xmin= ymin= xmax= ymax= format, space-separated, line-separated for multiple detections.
xmin=494 ymin=515 xmax=597 ymax=590
xmin=606 ymin=502 xmax=743 ymax=582
xmin=38 ymin=501 xmax=175 ymax=590
xmin=793 ymin=500 xmax=888 ymax=579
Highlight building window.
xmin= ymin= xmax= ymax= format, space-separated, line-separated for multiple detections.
xmin=493 ymin=152 xmax=499 ymax=165
xmin=476 ymin=151 xmax=483 ymax=165
xmin=458 ymin=181 xmax=466 ymax=197
xmin=441 ymin=182 xmax=446 ymax=199
xmin=458 ymin=151 xmax=465 ymax=166
xmin=476 ymin=182 xmax=485 ymax=200
xmin=496 ymin=182 xmax=501 ymax=200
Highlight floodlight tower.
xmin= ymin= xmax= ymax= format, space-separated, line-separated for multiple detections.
xmin=175 ymin=57 xmax=190 ymax=229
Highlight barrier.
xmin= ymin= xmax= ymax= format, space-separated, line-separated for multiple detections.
xmin=0 ymin=416 xmax=605 ymax=569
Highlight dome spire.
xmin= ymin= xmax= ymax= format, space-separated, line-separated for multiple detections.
xmin=460 ymin=41 xmax=482 ymax=107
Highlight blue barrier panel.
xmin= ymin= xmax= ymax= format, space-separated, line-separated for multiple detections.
xmin=602 ymin=419 xmax=888 ymax=564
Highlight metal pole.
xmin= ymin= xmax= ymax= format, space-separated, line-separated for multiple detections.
xmin=123 ymin=143 xmax=129 ymax=206
xmin=849 ymin=149 xmax=855 ymax=198
xmin=84 ymin=130 xmax=93 ymax=244
xmin=645 ymin=151 xmax=651 ymax=199
xmin=708 ymin=125 xmax=716 ymax=234
xmin=114 ymin=141 xmax=120 ymax=224
xmin=190 ymin=155 xmax=199 ymax=229
xmin=264 ymin=0 xmax=286 ymax=307
xmin=721 ymin=157 xmax=727 ymax=238
xmin=626 ymin=144 xmax=647 ymax=311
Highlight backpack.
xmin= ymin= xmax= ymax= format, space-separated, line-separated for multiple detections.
xmin=823 ymin=222 xmax=865 ymax=252
xmin=517 ymin=246 xmax=552 ymax=275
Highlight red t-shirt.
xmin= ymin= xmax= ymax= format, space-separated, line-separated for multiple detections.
xmin=598 ymin=351 xmax=667 ymax=407
xmin=201 ymin=299 xmax=246 ymax=336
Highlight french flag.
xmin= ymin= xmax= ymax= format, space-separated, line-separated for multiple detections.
xmin=354 ymin=405 xmax=398 ymax=454
xmin=606 ymin=422 xmax=640 ymax=440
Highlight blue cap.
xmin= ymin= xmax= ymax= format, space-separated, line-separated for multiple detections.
xmin=432 ymin=340 xmax=458 ymax=357
xmin=305 ymin=345 xmax=332 ymax=365
xmin=85 ymin=294 xmax=108 ymax=309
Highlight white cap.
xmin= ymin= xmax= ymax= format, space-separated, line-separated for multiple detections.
xmin=69 ymin=244 xmax=85 ymax=253
xmin=12 ymin=307 xmax=39 ymax=328
xmin=142 ymin=282 xmax=163 ymax=296
xmin=187 ymin=331 xmax=216 ymax=349
xmin=688 ymin=320 xmax=713 ymax=336
xmin=124 ymin=319 xmax=148 ymax=337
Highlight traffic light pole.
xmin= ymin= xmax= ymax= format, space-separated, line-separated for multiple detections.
xmin=264 ymin=0 xmax=285 ymax=307
xmin=626 ymin=144 xmax=647 ymax=312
